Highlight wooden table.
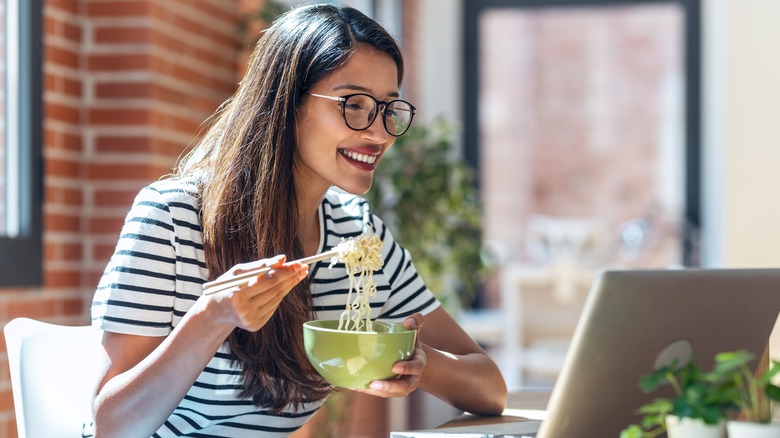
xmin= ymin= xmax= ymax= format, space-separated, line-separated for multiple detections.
xmin=437 ymin=390 xmax=550 ymax=429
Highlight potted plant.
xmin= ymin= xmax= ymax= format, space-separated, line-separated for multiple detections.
xmin=364 ymin=117 xmax=488 ymax=312
xmin=620 ymin=358 xmax=732 ymax=438
xmin=711 ymin=350 xmax=780 ymax=437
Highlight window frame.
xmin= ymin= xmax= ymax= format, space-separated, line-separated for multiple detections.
xmin=0 ymin=0 xmax=43 ymax=287
xmin=463 ymin=0 xmax=702 ymax=265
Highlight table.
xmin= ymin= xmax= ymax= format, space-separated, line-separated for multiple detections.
xmin=437 ymin=390 xmax=550 ymax=429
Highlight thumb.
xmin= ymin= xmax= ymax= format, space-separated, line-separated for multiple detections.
xmin=402 ymin=313 xmax=424 ymax=331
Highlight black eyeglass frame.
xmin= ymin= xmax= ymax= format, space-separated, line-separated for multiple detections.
xmin=308 ymin=92 xmax=417 ymax=137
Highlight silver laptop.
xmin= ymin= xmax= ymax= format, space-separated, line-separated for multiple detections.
xmin=393 ymin=268 xmax=780 ymax=437
xmin=536 ymin=268 xmax=780 ymax=437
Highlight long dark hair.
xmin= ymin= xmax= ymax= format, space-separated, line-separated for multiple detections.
xmin=174 ymin=5 xmax=404 ymax=413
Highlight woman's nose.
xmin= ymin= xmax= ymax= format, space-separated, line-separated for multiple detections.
xmin=362 ymin=111 xmax=389 ymax=143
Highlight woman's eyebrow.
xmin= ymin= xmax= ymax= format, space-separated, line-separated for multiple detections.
xmin=332 ymin=84 xmax=400 ymax=98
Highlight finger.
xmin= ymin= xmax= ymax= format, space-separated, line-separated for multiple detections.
xmin=233 ymin=255 xmax=286 ymax=275
xmin=392 ymin=346 xmax=426 ymax=375
xmin=262 ymin=263 xmax=307 ymax=287
xmin=247 ymin=263 xmax=303 ymax=287
xmin=363 ymin=375 xmax=419 ymax=397
xmin=247 ymin=269 xmax=308 ymax=329
xmin=246 ymin=265 xmax=309 ymax=304
xmin=267 ymin=255 xmax=287 ymax=267
xmin=402 ymin=313 xmax=424 ymax=331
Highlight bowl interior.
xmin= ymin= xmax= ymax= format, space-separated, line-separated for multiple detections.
xmin=303 ymin=320 xmax=416 ymax=389
xmin=304 ymin=319 xmax=412 ymax=334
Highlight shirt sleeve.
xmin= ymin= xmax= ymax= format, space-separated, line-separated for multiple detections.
xmin=91 ymin=185 xmax=178 ymax=337
xmin=372 ymin=214 xmax=441 ymax=322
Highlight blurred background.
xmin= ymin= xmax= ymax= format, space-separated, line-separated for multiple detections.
xmin=1 ymin=0 xmax=780 ymax=436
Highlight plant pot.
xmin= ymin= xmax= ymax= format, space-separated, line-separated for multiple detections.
xmin=666 ymin=416 xmax=725 ymax=438
xmin=727 ymin=420 xmax=780 ymax=438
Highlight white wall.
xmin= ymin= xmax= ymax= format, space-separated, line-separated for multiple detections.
xmin=414 ymin=0 xmax=463 ymax=126
xmin=703 ymin=0 xmax=780 ymax=267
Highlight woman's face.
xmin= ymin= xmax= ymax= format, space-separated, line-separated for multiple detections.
xmin=295 ymin=45 xmax=400 ymax=197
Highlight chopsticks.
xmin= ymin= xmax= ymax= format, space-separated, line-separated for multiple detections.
xmin=202 ymin=248 xmax=341 ymax=296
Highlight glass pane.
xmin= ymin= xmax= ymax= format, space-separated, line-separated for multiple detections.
xmin=480 ymin=4 xmax=686 ymax=268
xmin=0 ymin=0 xmax=6 ymax=235
xmin=1 ymin=0 xmax=20 ymax=239
xmin=477 ymin=3 xmax=688 ymax=389
xmin=0 ymin=0 xmax=43 ymax=287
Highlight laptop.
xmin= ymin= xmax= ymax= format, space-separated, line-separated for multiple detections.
xmin=392 ymin=268 xmax=780 ymax=438
xmin=540 ymin=268 xmax=780 ymax=437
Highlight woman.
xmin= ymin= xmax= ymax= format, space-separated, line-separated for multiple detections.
xmin=90 ymin=4 xmax=506 ymax=437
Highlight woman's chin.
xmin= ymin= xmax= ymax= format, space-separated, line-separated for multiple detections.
xmin=333 ymin=182 xmax=372 ymax=196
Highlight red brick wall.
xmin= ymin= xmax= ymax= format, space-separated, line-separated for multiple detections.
xmin=0 ymin=0 xmax=244 ymax=435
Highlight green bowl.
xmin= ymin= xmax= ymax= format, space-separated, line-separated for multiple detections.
xmin=303 ymin=320 xmax=417 ymax=389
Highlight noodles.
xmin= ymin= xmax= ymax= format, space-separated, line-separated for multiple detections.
xmin=330 ymin=233 xmax=383 ymax=332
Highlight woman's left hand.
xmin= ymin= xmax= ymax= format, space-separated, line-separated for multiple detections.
xmin=354 ymin=313 xmax=426 ymax=398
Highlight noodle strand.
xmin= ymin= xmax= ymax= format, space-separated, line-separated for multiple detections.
xmin=329 ymin=233 xmax=383 ymax=331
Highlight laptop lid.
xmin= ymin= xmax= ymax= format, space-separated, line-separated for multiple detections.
xmin=537 ymin=268 xmax=780 ymax=437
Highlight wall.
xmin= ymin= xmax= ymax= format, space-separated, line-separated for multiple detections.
xmin=411 ymin=0 xmax=462 ymax=127
xmin=0 ymin=0 xmax=242 ymax=435
xmin=709 ymin=0 xmax=780 ymax=267
xmin=700 ymin=0 xmax=780 ymax=361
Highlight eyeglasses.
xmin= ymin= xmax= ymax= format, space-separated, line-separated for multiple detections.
xmin=308 ymin=93 xmax=416 ymax=137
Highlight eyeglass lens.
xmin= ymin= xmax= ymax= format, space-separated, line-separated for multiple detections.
xmin=342 ymin=94 xmax=414 ymax=136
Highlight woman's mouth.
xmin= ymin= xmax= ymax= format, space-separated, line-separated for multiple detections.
xmin=339 ymin=149 xmax=377 ymax=165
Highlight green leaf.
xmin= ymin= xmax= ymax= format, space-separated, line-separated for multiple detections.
xmin=639 ymin=365 xmax=676 ymax=392
xmin=620 ymin=424 xmax=645 ymax=438
xmin=757 ymin=361 xmax=780 ymax=386
xmin=765 ymin=384 xmax=780 ymax=402
xmin=713 ymin=350 xmax=754 ymax=373
xmin=637 ymin=398 xmax=673 ymax=416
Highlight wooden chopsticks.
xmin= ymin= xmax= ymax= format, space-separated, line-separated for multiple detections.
xmin=202 ymin=248 xmax=341 ymax=296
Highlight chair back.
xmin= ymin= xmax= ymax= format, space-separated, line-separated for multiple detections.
xmin=4 ymin=317 xmax=104 ymax=438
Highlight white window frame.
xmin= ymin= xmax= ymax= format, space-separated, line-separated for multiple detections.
xmin=0 ymin=0 xmax=43 ymax=286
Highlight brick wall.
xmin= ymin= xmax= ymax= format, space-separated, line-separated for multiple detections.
xmin=0 ymin=0 xmax=244 ymax=435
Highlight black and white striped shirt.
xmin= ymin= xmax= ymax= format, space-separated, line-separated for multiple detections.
xmin=91 ymin=177 xmax=440 ymax=437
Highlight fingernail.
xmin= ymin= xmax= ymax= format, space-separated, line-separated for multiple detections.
xmin=369 ymin=381 xmax=383 ymax=390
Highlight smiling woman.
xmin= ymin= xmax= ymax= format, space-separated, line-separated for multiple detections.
xmin=0 ymin=0 xmax=43 ymax=287
xmin=88 ymin=4 xmax=505 ymax=438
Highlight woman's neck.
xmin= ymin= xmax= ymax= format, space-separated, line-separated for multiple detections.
xmin=296 ymin=187 xmax=327 ymax=257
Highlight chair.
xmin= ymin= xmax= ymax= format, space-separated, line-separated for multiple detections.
xmin=4 ymin=317 xmax=104 ymax=438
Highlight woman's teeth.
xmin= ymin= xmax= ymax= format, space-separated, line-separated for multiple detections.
xmin=340 ymin=149 xmax=377 ymax=164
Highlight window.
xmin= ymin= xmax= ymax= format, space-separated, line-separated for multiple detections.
xmin=463 ymin=0 xmax=702 ymax=389
xmin=0 ymin=0 xmax=43 ymax=286
xmin=464 ymin=0 xmax=701 ymax=268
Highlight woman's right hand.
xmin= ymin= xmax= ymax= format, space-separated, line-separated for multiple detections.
xmin=93 ymin=255 xmax=307 ymax=438
xmin=200 ymin=255 xmax=309 ymax=332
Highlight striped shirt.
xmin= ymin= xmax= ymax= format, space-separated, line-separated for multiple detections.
xmin=90 ymin=177 xmax=440 ymax=437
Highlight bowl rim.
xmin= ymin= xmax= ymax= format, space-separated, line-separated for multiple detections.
xmin=303 ymin=319 xmax=415 ymax=335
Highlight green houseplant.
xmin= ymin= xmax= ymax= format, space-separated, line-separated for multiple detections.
xmin=622 ymin=350 xmax=780 ymax=438
xmin=620 ymin=358 xmax=734 ymax=438
xmin=364 ymin=118 xmax=487 ymax=312
xmin=712 ymin=350 xmax=780 ymax=437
